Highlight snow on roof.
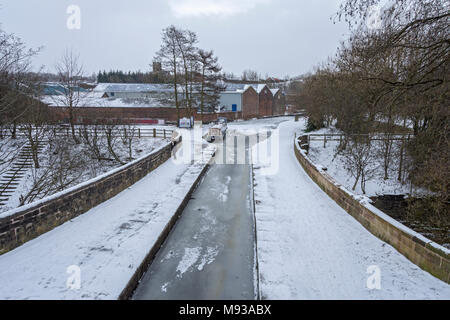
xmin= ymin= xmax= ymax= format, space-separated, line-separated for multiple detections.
xmin=221 ymin=91 xmax=242 ymax=95
xmin=93 ymin=82 xmax=111 ymax=92
xmin=42 ymin=91 xmax=175 ymax=109
xmin=222 ymin=82 xmax=259 ymax=92
xmin=256 ymin=84 xmax=268 ymax=94
xmin=95 ymin=83 xmax=175 ymax=93
xmin=243 ymin=84 xmax=258 ymax=93
xmin=270 ymin=88 xmax=280 ymax=96
xmin=94 ymin=82 xmax=275 ymax=95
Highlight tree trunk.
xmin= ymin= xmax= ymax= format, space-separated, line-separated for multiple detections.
xmin=200 ymin=67 xmax=205 ymax=121
xmin=173 ymin=54 xmax=180 ymax=126
xmin=68 ymin=106 xmax=80 ymax=144
xmin=352 ymin=171 xmax=360 ymax=191
xmin=11 ymin=121 xmax=16 ymax=139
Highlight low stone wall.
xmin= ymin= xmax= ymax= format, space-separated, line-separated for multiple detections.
xmin=0 ymin=137 xmax=181 ymax=255
xmin=118 ymin=152 xmax=215 ymax=300
xmin=294 ymin=136 xmax=449 ymax=284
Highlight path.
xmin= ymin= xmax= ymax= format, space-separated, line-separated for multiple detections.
xmin=253 ymin=118 xmax=450 ymax=299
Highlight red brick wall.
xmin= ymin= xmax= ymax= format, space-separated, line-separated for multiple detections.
xmin=272 ymin=91 xmax=285 ymax=115
xmin=49 ymin=106 xmax=241 ymax=124
xmin=242 ymin=87 xmax=259 ymax=119
xmin=259 ymin=86 xmax=273 ymax=117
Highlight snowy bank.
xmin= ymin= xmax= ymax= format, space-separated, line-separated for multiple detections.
xmin=0 ymin=138 xmax=215 ymax=299
xmin=0 ymin=137 xmax=181 ymax=255
xmin=295 ymin=134 xmax=449 ymax=284
xmin=252 ymin=118 xmax=449 ymax=299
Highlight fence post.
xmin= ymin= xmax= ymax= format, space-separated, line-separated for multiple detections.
xmin=163 ymin=129 xmax=166 ymax=139
xmin=153 ymin=128 xmax=156 ymax=138
xmin=138 ymin=128 xmax=141 ymax=139
xmin=323 ymin=135 xmax=327 ymax=148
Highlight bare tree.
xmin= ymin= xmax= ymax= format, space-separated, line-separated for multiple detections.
xmin=242 ymin=69 xmax=260 ymax=82
xmin=339 ymin=136 xmax=378 ymax=194
xmin=0 ymin=28 xmax=41 ymax=171
xmin=53 ymin=49 xmax=86 ymax=144
xmin=121 ymin=123 xmax=137 ymax=161
xmin=104 ymin=123 xmax=124 ymax=165
xmin=19 ymin=136 xmax=84 ymax=206
xmin=80 ymin=124 xmax=107 ymax=161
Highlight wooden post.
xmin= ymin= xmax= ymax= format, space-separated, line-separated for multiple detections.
xmin=138 ymin=128 xmax=141 ymax=138
xmin=323 ymin=135 xmax=327 ymax=148
xmin=153 ymin=128 xmax=156 ymax=138
xmin=163 ymin=129 xmax=166 ymax=139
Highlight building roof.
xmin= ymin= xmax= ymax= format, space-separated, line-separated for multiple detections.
xmin=219 ymin=82 xmax=260 ymax=92
xmin=270 ymin=88 xmax=280 ymax=96
xmin=95 ymin=83 xmax=175 ymax=93
xmin=256 ymin=84 xmax=268 ymax=94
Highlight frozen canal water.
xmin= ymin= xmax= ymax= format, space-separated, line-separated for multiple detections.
xmin=133 ymin=132 xmax=259 ymax=300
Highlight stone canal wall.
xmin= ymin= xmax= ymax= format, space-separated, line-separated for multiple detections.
xmin=294 ymin=135 xmax=449 ymax=284
xmin=0 ymin=137 xmax=181 ymax=255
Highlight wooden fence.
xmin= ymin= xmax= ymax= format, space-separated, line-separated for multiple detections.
xmin=307 ymin=133 xmax=412 ymax=148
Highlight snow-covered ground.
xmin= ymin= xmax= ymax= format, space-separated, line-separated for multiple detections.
xmin=307 ymin=126 xmax=413 ymax=196
xmin=228 ymin=117 xmax=291 ymax=132
xmin=0 ymin=135 xmax=215 ymax=299
xmin=1 ymin=117 xmax=448 ymax=300
xmin=252 ymin=118 xmax=450 ymax=299
xmin=0 ymin=130 xmax=171 ymax=213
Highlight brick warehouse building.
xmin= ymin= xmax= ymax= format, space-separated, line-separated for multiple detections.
xmin=43 ymin=82 xmax=286 ymax=124
xmin=271 ymin=88 xmax=286 ymax=116
xmin=256 ymin=84 xmax=274 ymax=117
xmin=241 ymin=86 xmax=259 ymax=119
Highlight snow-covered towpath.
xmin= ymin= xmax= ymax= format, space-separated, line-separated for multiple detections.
xmin=0 ymin=136 xmax=215 ymax=300
xmin=253 ymin=119 xmax=450 ymax=299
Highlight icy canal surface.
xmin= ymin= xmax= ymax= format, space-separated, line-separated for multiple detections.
xmin=133 ymin=130 xmax=260 ymax=300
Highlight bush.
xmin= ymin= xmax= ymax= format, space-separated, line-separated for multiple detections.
xmin=305 ymin=118 xmax=323 ymax=132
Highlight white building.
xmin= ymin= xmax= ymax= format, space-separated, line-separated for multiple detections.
xmin=218 ymin=91 xmax=242 ymax=112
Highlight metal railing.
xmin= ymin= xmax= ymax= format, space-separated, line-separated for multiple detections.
xmin=0 ymin=126 xmax=175 ymax=139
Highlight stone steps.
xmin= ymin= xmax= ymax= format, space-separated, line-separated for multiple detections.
xmin=0 ymin=141 xmax=46 ymax=207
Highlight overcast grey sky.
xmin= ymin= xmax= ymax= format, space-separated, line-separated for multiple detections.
xmin=0 ymin=0 xmax=350 ymax=78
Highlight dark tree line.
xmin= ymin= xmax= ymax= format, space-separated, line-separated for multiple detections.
xmin=97 ymin=70 xmax=173 ymax=84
